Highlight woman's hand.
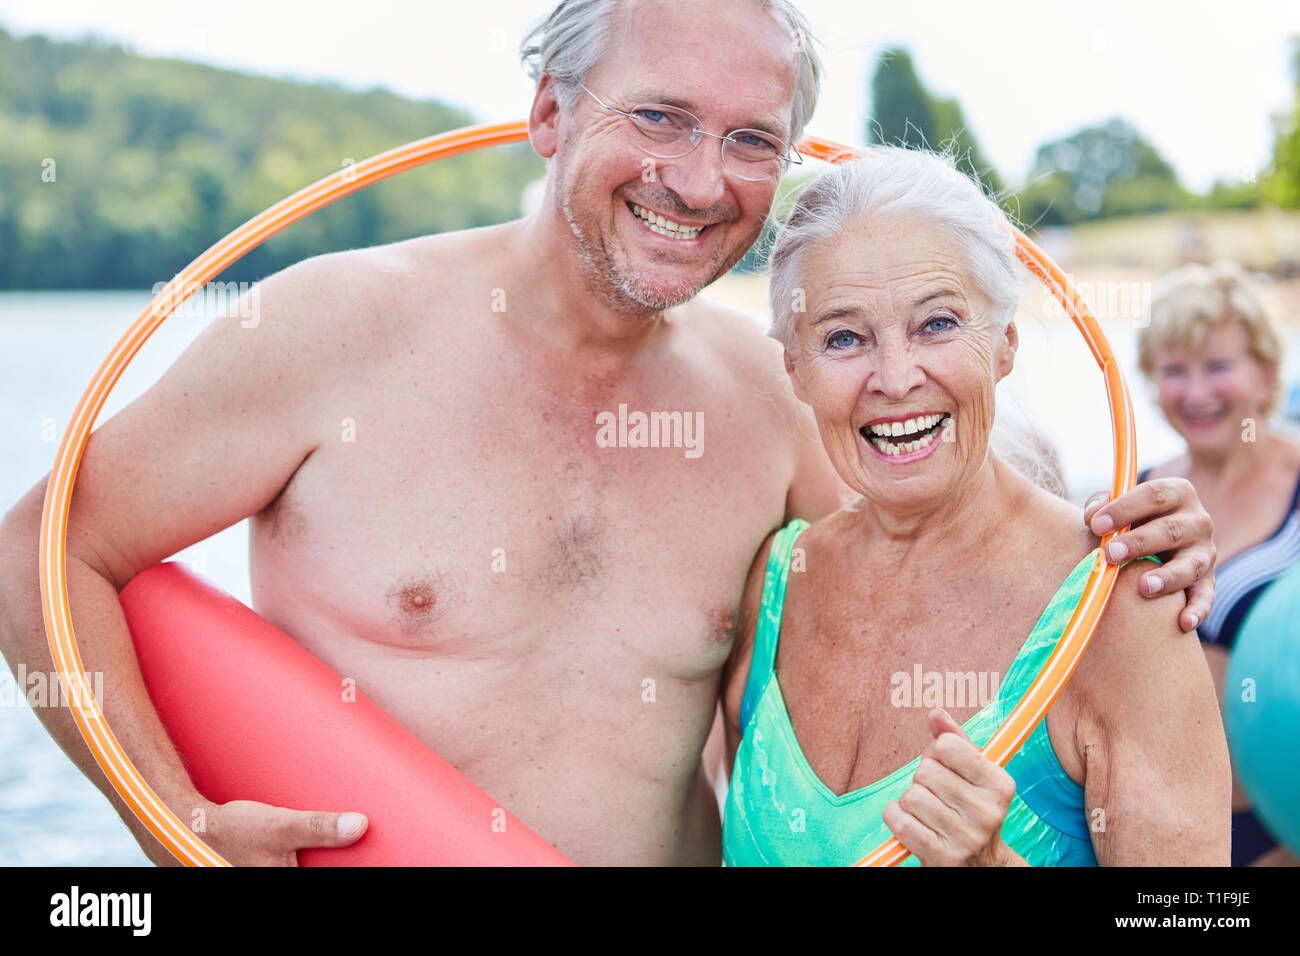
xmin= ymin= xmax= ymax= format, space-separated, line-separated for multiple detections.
xmin=882 ymin=709 xmax=1027 ymax=867
xmin=1083 ymin=477 xmax=1215 ymax=632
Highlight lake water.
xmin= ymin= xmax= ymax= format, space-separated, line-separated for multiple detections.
xmin=2 ymin=288 xmax=1298 ymax=866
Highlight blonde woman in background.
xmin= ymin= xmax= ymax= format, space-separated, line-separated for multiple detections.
xmin=1138 ymin=262 xmax=1300 ymax=866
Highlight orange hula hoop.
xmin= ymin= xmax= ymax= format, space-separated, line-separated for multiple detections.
xmin=39 ymin=124 xmax=1135 ymax=867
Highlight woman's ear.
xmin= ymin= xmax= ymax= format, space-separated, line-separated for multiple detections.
xmin=784 ymin=347 xmax=809 ymax=405
xmin=528 ymin=75 xmax=563 ymax=159
xmin=996 ymin=319 xmax=1019 ymax=382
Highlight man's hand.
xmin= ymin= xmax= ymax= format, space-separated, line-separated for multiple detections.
xmin=1083 ymin=477 xmax=1216 ymax=632
xmin=882 ymin=709 xmax=1027 ymax=867
xmin=198 ymin=800 xmax=368 ymax=866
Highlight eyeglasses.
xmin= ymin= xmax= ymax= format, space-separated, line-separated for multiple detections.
xmin=580 ymin=84 xmax=802 ymax=183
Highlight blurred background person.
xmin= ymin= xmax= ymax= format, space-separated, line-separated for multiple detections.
xmin=1138 ymin=261 xmax=1300 ymax=866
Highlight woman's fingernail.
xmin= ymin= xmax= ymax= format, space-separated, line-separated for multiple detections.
xmin=338 ymin=813 xmax=366 ymax=838
xmin=1107 ymin=540 xmax=1129 ymax=562
xmin=1092 ymin=514 xmax=1114 ymax=535
xmin=1187 ymin=612 xmax=1200 ymax=629
xmin=1145 ymin=575 xmax=1164 ymax=595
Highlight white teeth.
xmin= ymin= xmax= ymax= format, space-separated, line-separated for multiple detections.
xmin=864 ymin=414 xmax=949 ymax=457
xmin=869 ymin=413 xmax=943 ymax=438
xmin=631 ymin=203 xmax=702 ymax=240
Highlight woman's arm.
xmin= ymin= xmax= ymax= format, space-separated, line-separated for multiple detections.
xmin=1067 ymin=562 xmax=1232 ymax=865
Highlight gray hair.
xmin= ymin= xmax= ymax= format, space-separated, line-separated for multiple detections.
xmin=520 ymin=0 xmax=824 ymax=146
xmin=768 ymin=145 xmax=1019 ymax=353
xmin=769 ymin=146 xmax=1073 ymax=498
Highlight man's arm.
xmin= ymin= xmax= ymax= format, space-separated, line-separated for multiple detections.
xmin=0 ymin=252 xmax=379 ymax=865
xmin=1070 ymin=562 xmax=1232 ymax=865
xmin=783 ymin=399 xmax=848 ymax=523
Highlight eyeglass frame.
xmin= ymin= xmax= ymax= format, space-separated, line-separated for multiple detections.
xmin=577 ymin=83 xmax=803 ymax=182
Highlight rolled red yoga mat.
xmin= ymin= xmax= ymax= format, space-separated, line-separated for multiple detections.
xmin=118 ymin=561 xmax=571 ymax=866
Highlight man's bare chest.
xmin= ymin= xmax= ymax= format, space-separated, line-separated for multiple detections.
xmin=248 ymin=359 xmax=793 ymax=675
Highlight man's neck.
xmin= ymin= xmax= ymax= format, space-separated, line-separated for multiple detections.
xmin=505 ymin=208 xmax=674 ymax=356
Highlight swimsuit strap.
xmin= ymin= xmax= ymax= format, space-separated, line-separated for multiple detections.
xmin=738 ymin=518 xmax=809 ymax=730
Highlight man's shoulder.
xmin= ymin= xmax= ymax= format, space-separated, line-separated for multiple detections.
xmin=674 ymin=294 xmax=786 ymax=382
xmin=256 ymin=225 xmax=512 ymax=339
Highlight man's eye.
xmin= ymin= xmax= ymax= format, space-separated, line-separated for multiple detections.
xmin=826 ymin=330 xmax=859 ymax=350
xmin=733 ymin=132 xmax=779 ymax=153
xmin=635 ymin=109 xmax=668 ymax=124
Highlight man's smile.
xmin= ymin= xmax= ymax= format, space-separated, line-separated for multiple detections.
xmin=626 ymin=201 xmax=712 ymax=242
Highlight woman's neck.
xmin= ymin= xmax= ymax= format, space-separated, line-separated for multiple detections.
xmin=844 ymin=457 xmax=1022 ymax=571
xmin=1185 ymin=427 xmax=1277 ymax=490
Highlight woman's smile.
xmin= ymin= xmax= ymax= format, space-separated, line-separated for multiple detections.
xmin=860 ymin=412 xmax=952 ymax=461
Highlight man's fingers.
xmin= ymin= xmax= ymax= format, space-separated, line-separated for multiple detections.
xmin=283 ymin=809 xmax=369 ymax=851
xmin=1090 ymin=477 xmax=1190 ymax=537
xmin=1102 ymin=512 xmax=1209 ymax=566
xmin=1180 ymin=574 xmax=1214 ymax=631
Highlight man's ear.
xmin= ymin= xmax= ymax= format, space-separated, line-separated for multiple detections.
xmin=528 ymin=75 xmax=563 ymax=159
xmin=996 ymin=319 xmax=1019 ymax=382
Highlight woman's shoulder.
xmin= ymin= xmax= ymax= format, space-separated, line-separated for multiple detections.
xmin=1138 ymin=455 xmax=1191 ymax=482
xmin=1000 ymin=462 xmax=1097 ymax=571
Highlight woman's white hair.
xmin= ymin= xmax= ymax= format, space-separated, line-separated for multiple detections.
xmin=520 ymin=0 xmax=824 ymax=146
xmin=769 ymin=146 xmax=1072 ymax=498
xmin=768 ymin=145 xmax=1020 ymax=352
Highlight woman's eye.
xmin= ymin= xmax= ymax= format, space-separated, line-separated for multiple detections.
xmin=1158 ymin=365 xmax=1186 ymax=378
xmin=826 ymin=329 xmax=859 ymax=350
xmin=922 ymin=315 xmax=957 ymax=334
xmin=1207 ymin=360 xmax=1233 ymax=374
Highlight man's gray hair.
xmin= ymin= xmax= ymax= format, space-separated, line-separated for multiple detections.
xmin=768 ymin=145 xmax=1020 ymax=353
xmin=520 ymin=0 xmax=823 ymax=145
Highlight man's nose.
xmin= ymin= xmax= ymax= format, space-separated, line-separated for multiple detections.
xmin=659 ymin=139 xmax=728 ymax=211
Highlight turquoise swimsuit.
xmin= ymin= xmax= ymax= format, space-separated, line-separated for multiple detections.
xmin=723 ymin=519 xmax=1150 ymax=867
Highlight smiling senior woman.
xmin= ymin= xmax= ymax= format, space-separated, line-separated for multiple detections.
xmin=1137 ymin=262 xmax=1300 ymax=866
xmin=720 ymin=147 xmax=1232 ymax=866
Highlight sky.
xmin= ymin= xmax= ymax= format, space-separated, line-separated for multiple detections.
xmin=1 ymin=0 xmax=1296 ymax=192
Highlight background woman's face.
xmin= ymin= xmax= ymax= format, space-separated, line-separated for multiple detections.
xmin=786 ymin=214 xmax=1017 ymax=515
xmin=1151 ymin=322 xmax=1274 ymax=456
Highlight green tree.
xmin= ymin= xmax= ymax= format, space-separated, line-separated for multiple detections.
xmin=1016 ymin=118 xmax=1187 ymax=226
xmin=1264 ymin=37 xmax=1300 ymax=209
xmin=0 ymin=28 xmax=543 ymax=289
xmin=867 ymin=48 xmax=1002 ymax=194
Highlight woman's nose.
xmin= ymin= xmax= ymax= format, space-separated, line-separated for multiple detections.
xmin=869 ymin=340 xmax=925 ymax=399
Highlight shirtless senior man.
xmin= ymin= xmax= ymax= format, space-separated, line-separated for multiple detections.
xmin=0 ymin=0 xmax=1216 ymax=866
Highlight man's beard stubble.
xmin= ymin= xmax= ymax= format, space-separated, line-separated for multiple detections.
xmin=555 ymin=160 xmax=750 ymax=318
